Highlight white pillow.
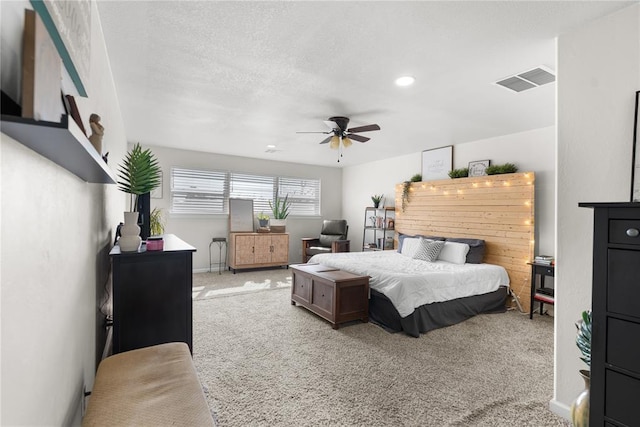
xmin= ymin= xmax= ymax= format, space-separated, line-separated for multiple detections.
xmin=437 ymin=241 xmax=470 ymax=265
xmin=413 ymin=239 xmax=445 ymax=262
xmin=400 ymin=237 xmax=421 ymax=258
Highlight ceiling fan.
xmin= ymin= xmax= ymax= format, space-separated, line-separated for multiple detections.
xmin=297 ymin=116 xmax=381 ymax=150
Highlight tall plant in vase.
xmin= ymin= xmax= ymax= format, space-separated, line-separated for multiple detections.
xmin=570 ymin=310 xmax=592 ymax=427
xmin=269 ymin=194 xmax=291 ymax=232
xmin=116 ymin=143 xmax=161 ymax=251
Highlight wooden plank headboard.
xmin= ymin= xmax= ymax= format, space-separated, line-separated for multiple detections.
xmin=394 ymin=172 xmax=535 ymax=313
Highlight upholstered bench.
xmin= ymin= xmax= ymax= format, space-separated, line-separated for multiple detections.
xmin=82 ymin=342 xmax=214 ymax=426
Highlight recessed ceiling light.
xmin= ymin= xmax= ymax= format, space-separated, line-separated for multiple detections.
xmin=395 ymin=76 xmax=415 ymax=87
xmin=266 ymin=144 xmax=276 ymax=149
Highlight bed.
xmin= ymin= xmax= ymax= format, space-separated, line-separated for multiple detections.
xmin=308 ymin=237 xmax=510 ymax=337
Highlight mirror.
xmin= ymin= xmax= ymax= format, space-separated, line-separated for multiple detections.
xmin=632 ymin=91 xmax=640 ymax=202
xmin=229 ymin=198 xmax=254 ymax=232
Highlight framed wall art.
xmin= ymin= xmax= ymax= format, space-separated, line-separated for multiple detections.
xmin=468 ymin=160 xmax=491 ymax=177
xmin=421 ymin=146 xmax=453 ymax=181
xmin=151 ymin=170 xmax=163 ymax=199
xmin=632 ymin=91 xmax=640 ymax=202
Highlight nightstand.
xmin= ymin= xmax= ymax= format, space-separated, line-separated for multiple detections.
xmin=528 ymin=262 xmax=555 ymax=319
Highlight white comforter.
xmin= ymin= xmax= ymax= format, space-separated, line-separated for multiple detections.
xmin=308 ymin=251 xmax=509 ymax=318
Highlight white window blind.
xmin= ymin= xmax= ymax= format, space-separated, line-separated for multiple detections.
xmin=229 ymin=172 xmax=275 ymax=215
xmin=278 ymin=177 xmax=321 ymax=216
xmin=171 ymin=168 xmax=227 ymax=214
xmin=170 ymin=168 xmax=321 ymax=216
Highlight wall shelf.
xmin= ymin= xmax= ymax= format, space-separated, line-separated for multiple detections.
xmin=0 ymin=114 xmax=117 ymax=184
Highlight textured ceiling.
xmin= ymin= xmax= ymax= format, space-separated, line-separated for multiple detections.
xmin=97 ymin=1 xmax=634 ymax=168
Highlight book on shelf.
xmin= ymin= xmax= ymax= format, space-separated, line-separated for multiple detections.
xmin=534 ymin=255 xmax=555 ymax=265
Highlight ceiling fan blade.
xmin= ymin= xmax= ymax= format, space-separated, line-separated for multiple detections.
xmin=319 ymin=135 xmax=333 ymax=144
xmin=346 ymin=133 xmax=370 ymax=143
xmin=347 ymin=124 xmax=380 ymax=133
xmin=296 ymin=131 xmax=331 ymax=134
xmin=323 ymin=120 xmax=340 ymax=131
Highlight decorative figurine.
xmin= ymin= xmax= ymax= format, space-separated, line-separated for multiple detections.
xmin=88 ymin=113 xmax=104 ymax=155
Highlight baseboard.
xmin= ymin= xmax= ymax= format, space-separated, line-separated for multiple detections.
xmin=549 ymin=399 xmax=571 ymax=421
xmin=193 ymin=267 xmax=214 ymax=273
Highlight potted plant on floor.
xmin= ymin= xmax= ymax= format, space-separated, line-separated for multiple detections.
xmin=269 ymin=194 xmax=290 ymax=232
xmin=570 ymin=309 xmax=591 ymax=427
xmin=116 ymin=143 xmax=162 ymax=251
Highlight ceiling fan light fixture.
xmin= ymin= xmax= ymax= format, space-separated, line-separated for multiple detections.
xmin=342 ymin=137 xmax=352 ymax=148
xmin=329 ymin=135 xmax=340 ymax=149
xmin=395 ymin=75 xmax=415 ymax=87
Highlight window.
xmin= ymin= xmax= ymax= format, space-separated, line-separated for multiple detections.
xmin=278 ymin=177 xmax=321 ymax=216
xmin=229 ymin=173 xmax=275 ymax=215
xmin=170 ymin=168 xmax=321 ymax=216
xmin=171 ymin=168 xmax=227 ymax=214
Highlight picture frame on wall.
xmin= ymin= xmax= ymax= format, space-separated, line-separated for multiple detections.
xmin=631 ymin=91 xmax=640 ymax=202
xmin=421 ymin=146 xmax=453 ymax=181
xmin=468 ymin=160 xmax=491 ymax=177
xmin=151 ymin=170 xmax=163 ymax=199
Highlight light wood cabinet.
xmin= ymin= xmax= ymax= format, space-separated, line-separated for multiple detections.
xmin=229 ymin=232 xmax=289 ymax=272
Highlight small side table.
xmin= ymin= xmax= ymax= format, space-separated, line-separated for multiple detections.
xmin=208 ymin=237 xmax=227 ymax=274
xmin=528 ymin=262 xmax=555 ymax=319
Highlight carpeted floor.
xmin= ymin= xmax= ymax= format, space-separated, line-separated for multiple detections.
xmin=192 ymin=282 xmax=569 ymax=427
xmin=192 ymin=268 xmax=292 ymax=300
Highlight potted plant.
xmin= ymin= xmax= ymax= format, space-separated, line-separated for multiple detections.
xmin=257 ymin=212 xmax=270 ymax=228
xmin=401 ymin=173 xmax=422 ymax=212
xmin=269 ymin=194 xmax=290 ymax=232
xmin=371 ymin=194 xmax=383 ymax=208
xmin=150 ymin=207 xmax=165 ymax=236
xmin=116 ymin=143 xmax=162 ymax=251
xmin=570 ymin=310 xmax=592 ymax=427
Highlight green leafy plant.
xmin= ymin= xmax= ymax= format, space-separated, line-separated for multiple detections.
xmin=257 ymin=212 xmax=270 ymax=220
xmin=117 ymin=143 xmax=161 ymax=211
xmin=371 ymin=194 xmax=383 ymax=207
xmin=485 ymin=162 xmax=518 ymax=175
xmin=448 ymin=168 xmax=469 ymax=179
xmin=575 ymin=310 xmax=592 ymax=367
xmin=149 ymin=207 xmax=165 ymax=236
xmin=401 ymin=174 xmax=423 ymax=212
xmin=269 ymin=194 xmax=291 ymax=219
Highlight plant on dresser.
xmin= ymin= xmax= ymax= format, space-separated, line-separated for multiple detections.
xmin=116 ymin=143 xmax=161 ymax=251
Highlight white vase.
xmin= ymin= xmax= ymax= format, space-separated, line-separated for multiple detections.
xmin=270 ymin=219 xmax=286 ymax=232
xmin=119 ymin=211 xmax=142 ymax=252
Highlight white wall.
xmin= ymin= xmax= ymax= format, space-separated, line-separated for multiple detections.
xmin=143 ymin=145 xmax=343 ymax=270
xmin=553 ymin=3 xmax=640 ymax=417
xmin=1 ymin=3 xmax=127 ymax=424
xmin=343 ymin=126 xmax=556 ymax=256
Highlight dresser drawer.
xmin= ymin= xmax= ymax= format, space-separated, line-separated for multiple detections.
xmin=607 ymin=249 xmax=640 ymax=318
xmin=605 ymin=370 xmax=640 ymax=425
xmin=610 ymin=220 xmax=640 ymax=245
xmin=607 ymin=318 xmax=640 ymax=375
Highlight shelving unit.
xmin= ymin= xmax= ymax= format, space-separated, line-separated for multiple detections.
xmin=0 ymin=114 xmax=117 ymax=184
xmin=362 ymin=206 xmax=395 ymax=251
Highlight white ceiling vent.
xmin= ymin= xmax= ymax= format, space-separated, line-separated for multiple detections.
xmin=495 ymin=66 xmax=555 ymax=93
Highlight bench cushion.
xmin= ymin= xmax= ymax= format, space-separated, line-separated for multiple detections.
xmin=83 ymin=342 xmax=214 ymax=426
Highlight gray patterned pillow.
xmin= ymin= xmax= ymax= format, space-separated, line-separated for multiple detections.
xmin=413 ymin=239 xmax=445 ymax=262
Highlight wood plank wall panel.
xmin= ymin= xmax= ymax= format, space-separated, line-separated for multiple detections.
xmin=394 ymin=172 xmax=535 ymax=313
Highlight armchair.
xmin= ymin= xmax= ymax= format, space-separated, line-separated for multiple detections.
xmin=301 ymin=220 xmax=350 ymax=263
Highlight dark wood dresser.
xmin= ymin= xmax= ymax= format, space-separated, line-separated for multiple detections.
xmin=110 ymin=234 xmax=196 ymax=354
xmin=580 ymin=202 xmax=640 ymax=426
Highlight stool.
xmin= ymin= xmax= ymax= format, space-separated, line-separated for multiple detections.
xmin=208 ymin=237 xmax=227 ymax=274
